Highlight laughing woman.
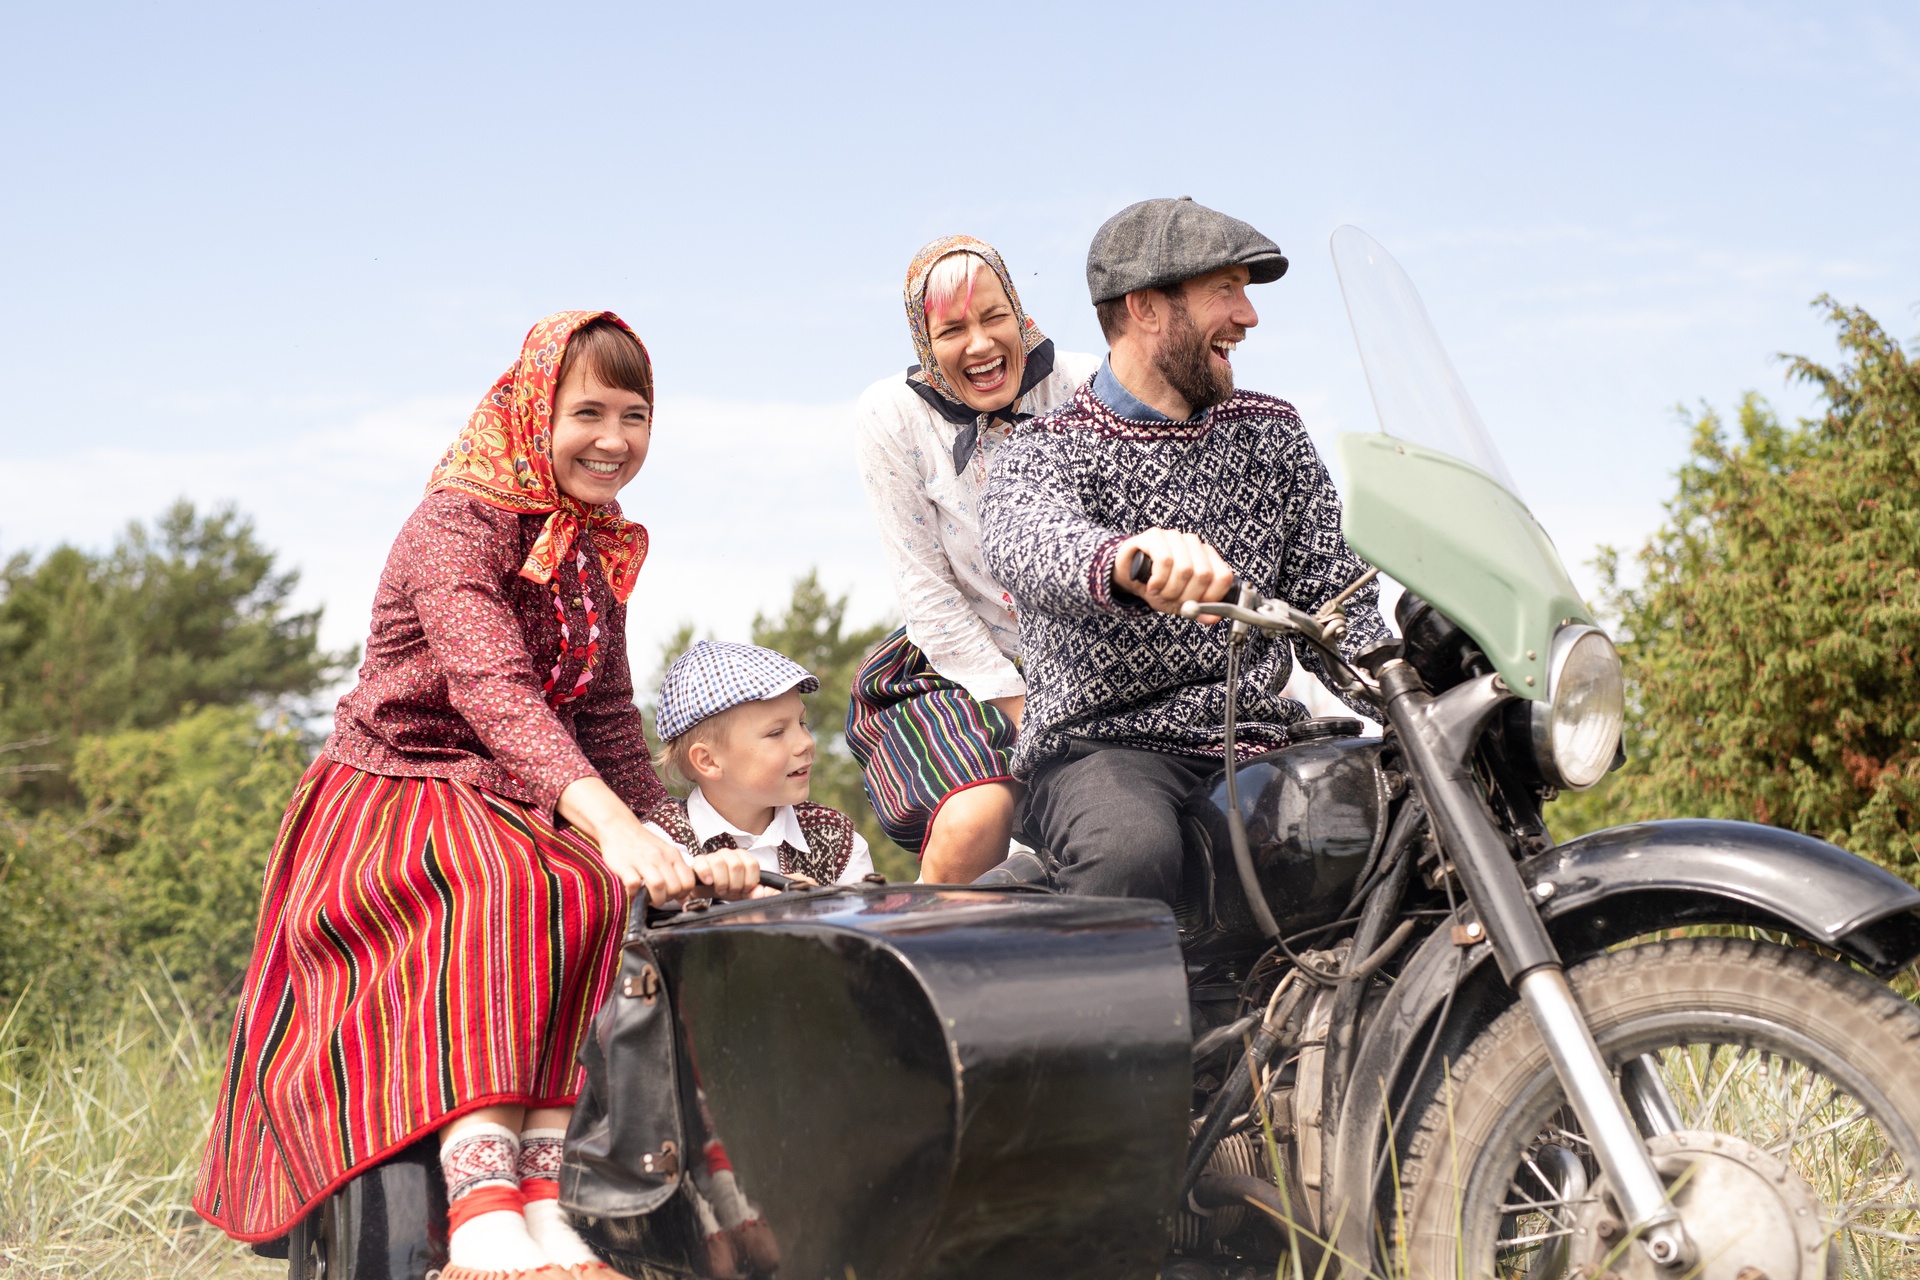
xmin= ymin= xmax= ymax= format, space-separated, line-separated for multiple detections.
xmin=194 ymin=313 xmax=761 ymax=1280
xmin=848 ymin=237 xmax=1097 ymax=882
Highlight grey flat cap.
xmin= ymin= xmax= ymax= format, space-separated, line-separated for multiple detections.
xmin=1086 ymin=196 xmax=1288 ymax=304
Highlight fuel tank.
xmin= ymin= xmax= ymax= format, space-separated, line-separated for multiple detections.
xmin=588 ymin=885 xmax=1191 ymax=1280
xmin=1178 ymin=730 xmax=1391 ymax=959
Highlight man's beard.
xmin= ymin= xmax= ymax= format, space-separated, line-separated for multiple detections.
xmin=1152 ymin=291 xmax=1233 ymax=414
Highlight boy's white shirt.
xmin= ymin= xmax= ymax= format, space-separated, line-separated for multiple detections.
xmin=643 ymin=787 xmax=874 ymax=885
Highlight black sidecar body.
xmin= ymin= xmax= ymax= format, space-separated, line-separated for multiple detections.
xmin=565 ymin=884 xmax=1193 ymax=1280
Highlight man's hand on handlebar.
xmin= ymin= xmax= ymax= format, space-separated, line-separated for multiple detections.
xmin=1113 ymin=529 xmax=1235 ymax=622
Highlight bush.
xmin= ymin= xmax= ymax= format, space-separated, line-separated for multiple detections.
xmin=0 ymin=707 xmax=306 ymax=1043
xmin=1551 ymin=300 xmax=1920 ymax=881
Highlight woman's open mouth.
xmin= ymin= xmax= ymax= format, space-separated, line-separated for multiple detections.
xmin=578 ymin=458 xmax=622 ymax=476
xmin=963 ymin=354 xmax=1009 ymax=392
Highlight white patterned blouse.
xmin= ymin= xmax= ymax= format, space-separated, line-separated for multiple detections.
xmin=855 ymin=346 xmax=1101 ymax=704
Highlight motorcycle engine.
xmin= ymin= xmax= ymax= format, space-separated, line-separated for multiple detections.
xmin=1174 ymin=1117 xmax=1288 ymax=1254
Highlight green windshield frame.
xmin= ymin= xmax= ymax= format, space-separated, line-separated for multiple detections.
xmin=1337 ymin=433 xmax=1590 ymax=700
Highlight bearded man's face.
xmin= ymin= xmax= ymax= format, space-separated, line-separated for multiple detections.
xmin=1149 ymin=266 xmax=1256 ymax=415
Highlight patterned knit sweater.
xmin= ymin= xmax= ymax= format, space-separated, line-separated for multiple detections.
xmin=979 ymin=381 xmax=1387 ymax=779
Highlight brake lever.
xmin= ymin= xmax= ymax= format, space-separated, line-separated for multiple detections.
xmin=1178 ymin=598 xmax=1383 ymax=701
xmin=1177 ymin=596 xmax=1314 ymax=636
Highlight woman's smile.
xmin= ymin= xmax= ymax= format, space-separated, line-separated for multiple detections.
xmin=963 ymin=354 xmax=1009 ymax=394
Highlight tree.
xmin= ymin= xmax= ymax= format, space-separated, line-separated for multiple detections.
xmin=644 ymin=572 xmax=913 ymax=881
xmin=1555 ymin=300 xmax=1920 ymax=882
xmin=0 ymin=706 xmax=307 ymax=1039
xmin=0 ymin=501 xmax=354 ymax=807
xmin=750 ymin=573 xmax=908 ymax=878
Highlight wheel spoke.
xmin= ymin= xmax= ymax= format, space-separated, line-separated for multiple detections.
xmin=1419 ymin=945 xmax=1920 ymax=1280
xmin=1489 ymin=1041 xmax=1920 ymax=1276
xmin=1769 ymin=1102 xmax=1869 ymax=1155
xmin=1835 ymin=1223 xmax=1920 ymax=1244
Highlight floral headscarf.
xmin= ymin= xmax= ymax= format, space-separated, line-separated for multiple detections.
xmin=427 ymin=310 xmax=650 ymax=602
xmin=902 ymin=236 xmax=1057 ymax=470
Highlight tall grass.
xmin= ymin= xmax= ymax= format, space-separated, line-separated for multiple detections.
xmin=0 ymin=982 xmax=272 ymax=1279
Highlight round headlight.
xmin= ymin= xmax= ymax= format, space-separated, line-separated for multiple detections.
xmin=1529 ymin=625 xmax=1624 ymax=790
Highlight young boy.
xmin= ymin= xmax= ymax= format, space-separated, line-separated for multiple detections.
xmin=645 ymin=641 xmax=874 ymax=886
xmin=639 ymin=641 xmax=873 ymax=1277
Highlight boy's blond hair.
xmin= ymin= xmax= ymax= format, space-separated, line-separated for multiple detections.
xmin=653 ymin=701 xmax=752 ymax=790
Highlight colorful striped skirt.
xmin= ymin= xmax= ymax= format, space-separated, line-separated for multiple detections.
xmin=844 ymin=628 xmax=1018 ymax=854
xmin=194 ymin=758 xmax=625 ymax=1242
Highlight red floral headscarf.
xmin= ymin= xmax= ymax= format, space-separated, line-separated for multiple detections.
xmin=902 ymin=235 xmax=1048 ymax=407
xmin=427 ymin=310 xmax=650 ymax=602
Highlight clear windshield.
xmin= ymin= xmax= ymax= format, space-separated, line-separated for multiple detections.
xmin=1330 ymin=225 xmax=1519 ymax=496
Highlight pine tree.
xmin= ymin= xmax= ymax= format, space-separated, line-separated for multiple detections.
xmin=1555 ymin=300 xmax=1920 ymax=882
xmin=0 ymin=501 xmax=355 ymax=806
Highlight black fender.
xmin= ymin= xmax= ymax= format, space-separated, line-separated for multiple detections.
xmin=1326 ymin=818 xmax=1920 ymax=1267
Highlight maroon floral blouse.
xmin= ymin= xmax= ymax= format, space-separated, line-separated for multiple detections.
xmin=326 ymin=490 xmax=667 ymax=822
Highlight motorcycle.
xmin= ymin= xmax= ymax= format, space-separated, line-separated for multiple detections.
xmin=277 ymin=229 xmax=1920 ymax=1279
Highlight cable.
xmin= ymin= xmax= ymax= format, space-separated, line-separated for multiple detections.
xmin=1221 ymin=631 xmax=1284 ymax=942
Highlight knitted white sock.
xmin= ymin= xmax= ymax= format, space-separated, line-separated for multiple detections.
xmin=705 ymin=1168 xmax=755 ymax=1231
xmin=518 ymin=1127 xmax=600 ymax=1270
xmin=448 ymin=1208 xmax=552 ymax=1272
xmin=442 ymin=1122 xmax=550 ymax=1273
xmin=524 ymin=1199 xmax=600 ymax=1269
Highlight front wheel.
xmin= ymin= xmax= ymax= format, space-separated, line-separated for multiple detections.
xmin=1398 ymin=936 xmax=1920 ymax=1279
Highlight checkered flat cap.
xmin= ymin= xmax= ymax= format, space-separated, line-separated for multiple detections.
xmin=656 ymin=641 xmax=819 ymax=742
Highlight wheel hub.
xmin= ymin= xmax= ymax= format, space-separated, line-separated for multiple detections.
xmin=1571 ymin=1130 xmax=1832 ymax=1279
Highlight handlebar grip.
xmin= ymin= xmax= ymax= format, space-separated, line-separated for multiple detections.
xmin=1129 ymin=550 xmax=1153 ymax=584
xmin=758 ymin=868 xmax=800 ymax=892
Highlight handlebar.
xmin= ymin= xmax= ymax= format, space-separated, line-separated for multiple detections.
xmin=1125 ymin=548 xmax=1381 ymax=700
xmin=758 ymin=868 xmax=801 ymax=892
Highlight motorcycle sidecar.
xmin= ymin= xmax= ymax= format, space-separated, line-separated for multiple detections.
xmin=566 ymin=884 xmax=1193 ymax=1280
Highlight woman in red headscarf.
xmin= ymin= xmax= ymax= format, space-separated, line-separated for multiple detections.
xmin=195 ymin=313 xmax=760 ymax=1280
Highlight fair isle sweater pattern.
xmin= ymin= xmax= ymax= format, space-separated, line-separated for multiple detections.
xmin=979 ymin=382 xmax=1388 ymax=778
xmin=645 ymin=797 xmax=858 ymax=885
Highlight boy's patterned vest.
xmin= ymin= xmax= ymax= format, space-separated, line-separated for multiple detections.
xmin=646 ymin=797 xmax=859 ymax=885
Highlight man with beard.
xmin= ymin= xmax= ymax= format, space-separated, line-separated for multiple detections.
xmin=978 ymin=197 xmax=1386 ymax=905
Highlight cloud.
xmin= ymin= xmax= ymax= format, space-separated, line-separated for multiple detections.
xmin=0 ymin=392 xmax=896 ymax=688
xmin=0 ymin=379 xmax=1664 ymax=708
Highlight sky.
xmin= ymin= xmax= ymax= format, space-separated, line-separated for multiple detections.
xmin=2 ymin=1 xmax=1916 ymax=691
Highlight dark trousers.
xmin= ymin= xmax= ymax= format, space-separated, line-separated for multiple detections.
xmin=1024 ymin=741 xmax=1210 ymax=905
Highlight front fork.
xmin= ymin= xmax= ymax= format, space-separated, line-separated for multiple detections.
xmin=1378 ymin=663 xmax=1693 ymax=1269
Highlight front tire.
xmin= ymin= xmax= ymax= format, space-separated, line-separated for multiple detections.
xmin=1398 ymin=936 xmax=1920 ymax=1278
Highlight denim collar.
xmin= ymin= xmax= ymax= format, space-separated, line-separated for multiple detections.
xmin=1091 ymin=356 xmax=1207 ymax=424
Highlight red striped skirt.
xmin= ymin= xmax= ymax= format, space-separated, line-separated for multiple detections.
xmin=194 ymin=758 xmax=625 ymax=1242
xmin=844 ymin=628 xmax=1017 ymax=853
